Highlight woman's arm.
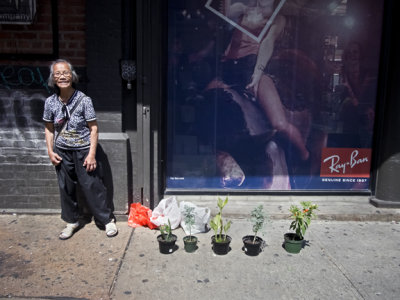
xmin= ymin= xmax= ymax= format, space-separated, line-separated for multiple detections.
xmin=83 ymin=120 xmax=99 ymax=172
xmin=225 ymin=0 xmax=246 ymax=19
xmin=246 ymin=14 xmax=286 ymax=97
xmin=45 ymin=122 xmax=62 ymax=166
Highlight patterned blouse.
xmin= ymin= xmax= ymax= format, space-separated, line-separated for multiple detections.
xmin=43 ymin=90 xmax=97 ymax=150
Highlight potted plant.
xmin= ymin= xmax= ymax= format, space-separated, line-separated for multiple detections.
xmin=182 ymin=205 xmax=198 ymax=253
xmin=242 ymin=205 xmax=267 ymax=256
xmin=284 ymin=201 xmax=318 ymax=254
xmin=210 ymin=196 xmax=232 ymax=255
xmin=157 ymin=219 xmax=177 ymax=254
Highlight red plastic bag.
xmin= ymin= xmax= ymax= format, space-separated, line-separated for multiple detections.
xmin=128 ymin=202 xmax=158 ymax=229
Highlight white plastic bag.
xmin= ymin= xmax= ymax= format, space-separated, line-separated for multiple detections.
xmin=150 ymin=196 xmax=182 ymax=229
xmin=179 ymin=201 xmax=211 ymax=235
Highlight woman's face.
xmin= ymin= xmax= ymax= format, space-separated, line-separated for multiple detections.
xmin=53 ymin=62 xmax=73 ymax=90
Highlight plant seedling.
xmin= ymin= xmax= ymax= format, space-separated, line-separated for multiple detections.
xmin=160 ymin=219 xmax=173 ymax=241
xmin=250 ymin=205 xmax=267 ymax=244
xmin=210 ymin=196 xmax=232 ymax=242
xmin=183 ymin=205 xmax=196 ymax=242
xmin=289 ymin=201 xmax=318 ymax=240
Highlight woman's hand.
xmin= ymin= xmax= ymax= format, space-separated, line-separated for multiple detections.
xmin=246 ymin=72 xmax=262 ymax=97
xmin=44 ymin=123 xmax=62 ymax=166
xmin=85 ymin=120 xmax=99 ymax=172
xmin=49 ymin=151 xmax=62 ymax=166
xmin=83 ymin=154 xmax=97 ymax=172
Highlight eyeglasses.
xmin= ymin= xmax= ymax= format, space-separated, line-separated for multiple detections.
xmin=53 ymin=71 xmax=72 ymax=78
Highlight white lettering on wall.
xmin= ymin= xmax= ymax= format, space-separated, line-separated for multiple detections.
xmin=323 ymin=150 xmax=368 ymax=175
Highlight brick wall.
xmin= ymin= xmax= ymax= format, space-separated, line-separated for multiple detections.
xmin=0 ymin=1 xmax=54 ymax=60
xmin=0 ymin=0 xmax=86 ymax=66
xmin=0 ymin=0 xmax=87 ymax=209
xmin=0 ymin=89 xmax=60 ymax=209
xmin=58 ymin=0 xmax=86 ymax=66
xmin=0 ymin=0 xmax=130 ymax=211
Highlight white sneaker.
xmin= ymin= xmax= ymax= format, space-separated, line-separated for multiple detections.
xmin=59 ymin=222 xmax=79 ymax=240
xmin=105 ymin=220 xmax=118 ymax=237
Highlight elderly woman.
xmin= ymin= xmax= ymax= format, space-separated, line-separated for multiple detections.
xmin=43 ymin=59 xmax=118 ymax=239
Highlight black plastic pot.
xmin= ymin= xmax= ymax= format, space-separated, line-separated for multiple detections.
xmin=157 ymin=234 xmax=177 ymax=254
xmin=284 ymin=233 xmax=304 ymax=254
xmin=211 ymin=235 xmax=232 ymax=255
xmin=183 ymin=236 xmax=198 ymax=253
xmin=242 ymin=235 xmax=263 ymax=256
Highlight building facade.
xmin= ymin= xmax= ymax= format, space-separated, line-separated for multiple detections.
xmin=0 ymin=0 xmax=399 ymax=211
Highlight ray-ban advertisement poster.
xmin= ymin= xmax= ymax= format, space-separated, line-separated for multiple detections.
xmin=166 ymin=0 xmax=383 ymax=191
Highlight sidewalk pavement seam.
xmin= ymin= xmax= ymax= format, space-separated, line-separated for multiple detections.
xmin=313 ymin=233 xmax=366 ymax=300
xmin=108 ymin=227 xmax=135 ymax=298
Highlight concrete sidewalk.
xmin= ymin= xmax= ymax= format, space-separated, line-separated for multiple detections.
xmin=1 ymin=196 xmax=400 ymax=299
xmin=111 ymin=220 xmax=400 ymax=300
xmin=0 ymin=214 xmax=133 ymax=300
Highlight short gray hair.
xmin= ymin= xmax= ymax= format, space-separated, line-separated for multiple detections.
xmin=47 ymin=59 xmax=79 ymax=88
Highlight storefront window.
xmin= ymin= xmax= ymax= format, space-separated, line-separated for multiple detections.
xmin=166 ymin=0 xmax=384 ymax=191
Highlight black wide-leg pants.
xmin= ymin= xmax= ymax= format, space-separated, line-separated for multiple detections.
xmin=55 ymin=147 xmax=112 ymax=225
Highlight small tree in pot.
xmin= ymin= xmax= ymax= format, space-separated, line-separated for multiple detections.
xmin=210 ymin=196 xmax=232 ymax=255
xmin=157 ymin=219 xmax=177 ymax=254
xmin=242 ymin=205 xmax=267 ymax=256
xmin=284 ymin=201 xmax=318 ymax=254
xmin=182 ymin=205 xmax=198 ymax=253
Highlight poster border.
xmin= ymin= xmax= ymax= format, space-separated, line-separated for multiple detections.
xmin=205 ymin=0 xmax=287 ymax=42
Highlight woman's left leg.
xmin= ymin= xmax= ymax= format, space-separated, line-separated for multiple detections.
xmin=74 ymin=149 xmax=113 ymax=226
xmin=256 ymin=75 xmax=309 ymax=160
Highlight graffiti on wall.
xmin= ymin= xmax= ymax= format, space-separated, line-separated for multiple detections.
xmin=0 ymin=66 xmax=50 ymax=93
xmin=0 ymin=89 xmax=46 ymax=130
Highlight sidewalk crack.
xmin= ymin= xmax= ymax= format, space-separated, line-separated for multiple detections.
xmin=313 ymin=233 xmax=366 ymax=300
xmin=108 ymin=227 xmax=135 ymax=299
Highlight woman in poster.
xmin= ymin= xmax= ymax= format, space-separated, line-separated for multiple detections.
xmin=207 ymin=0 xmax=310 ymax=162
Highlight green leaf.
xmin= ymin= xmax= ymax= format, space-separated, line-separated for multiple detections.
xmin=224 ymin=220 xmax=232 ymax=233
